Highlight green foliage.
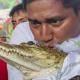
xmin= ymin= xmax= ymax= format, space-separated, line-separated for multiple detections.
xmin=0 ymin=0 xmax=16 ymax=9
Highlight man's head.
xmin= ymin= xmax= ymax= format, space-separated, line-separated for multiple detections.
xmin=24 ymin=0 xmax=80 ymax=47
xmin=9 ymin=3 xmax=27 ymax=29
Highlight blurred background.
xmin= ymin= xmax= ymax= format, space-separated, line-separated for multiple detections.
xmin=0 ymin=0 xmax=22 ymax=42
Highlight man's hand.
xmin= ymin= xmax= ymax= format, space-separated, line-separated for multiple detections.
xmin=69 ymin=75 xmax=80 ymax=80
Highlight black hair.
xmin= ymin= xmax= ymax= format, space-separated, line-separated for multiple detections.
xmin=22 ymin=0 xmax=27 ymax=10
xmin=62 ymin=0 xmax=80 ymax=14
xmin=9 ymin=3 xmax=25 ymax=17
xmin=23 ymin=0 xmax=80 ymax=14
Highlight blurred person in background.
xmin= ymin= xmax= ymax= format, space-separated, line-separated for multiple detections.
xmin=0 ymin=30 xmax=6 ymax=42
xmin=9 ymin=3 xmax=28 ymax=29
xmin=9 ymin=3 xmax=30 ymax=42
xmin=0 ymin=24 xmax=6 ymax=42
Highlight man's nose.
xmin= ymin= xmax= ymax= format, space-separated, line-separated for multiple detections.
xmin=40 ymin=23 xmax=53 ymax=42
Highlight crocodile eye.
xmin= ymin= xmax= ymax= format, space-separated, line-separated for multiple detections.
xmin=27 ymin=41 xmax=35 ymax=45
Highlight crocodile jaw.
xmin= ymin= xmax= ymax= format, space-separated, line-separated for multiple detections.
xmin=0 ymin=43 xmax=67 ymax=80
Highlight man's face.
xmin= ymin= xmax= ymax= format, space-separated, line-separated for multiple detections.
xmin=12 ymin=10 xmax=27 ymax=29
xmin=27 ymin=0 xmax=80 ymax=47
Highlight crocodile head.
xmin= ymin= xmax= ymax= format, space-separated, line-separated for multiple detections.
xmin=0 ymin=42 xmax=67 ymax=80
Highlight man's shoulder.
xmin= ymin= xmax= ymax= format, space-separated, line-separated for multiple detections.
xmin=13 ymin=21 xmax=30 ymax=35
xmin=60 ymin=52 xmax=80 ymax=80
xmin=15 ymin=22 xmax=29 ymax=30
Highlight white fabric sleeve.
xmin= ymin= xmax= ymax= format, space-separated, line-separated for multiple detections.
xmin=60 ymin=52 xmax=80 ymax=80
xmin=9 ymin=22 xmax=35 ymax=45
xmin=7 ymin=64 xmax=23 ymax=80
xmin=32 ymin=52 xmax=80 ymax=80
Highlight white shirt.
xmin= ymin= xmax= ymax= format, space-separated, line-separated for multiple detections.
xmin=9 ymin=22 xmax=80 ymax=80
xmin=32 ymin=52 xmax=80 ymax=80
xmin=9 ymin=22 xmax=35 ymax=45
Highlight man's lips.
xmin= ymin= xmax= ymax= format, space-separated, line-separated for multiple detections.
xmin=36 ymin=37 xmax=63 ymax=48
xmin=37 ymin=39 xmax=54 ymax=48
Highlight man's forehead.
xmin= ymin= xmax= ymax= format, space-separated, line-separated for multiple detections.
xmin=27 ymin=0 xmax=60 ymax=4
xmin=27 ymin=0 xmax=62 ymax=9
xmin=27 ymin=0 xmax=67 ymax=20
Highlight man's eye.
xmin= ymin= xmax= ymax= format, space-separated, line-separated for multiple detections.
xmin=46 ymin=17 xmax=65 ymax=26
xmin=29 ymin=19 xmax=41 ymax=26
xmin=30 ymin=21 xmax=40 ymax=25
xmin=50 ymin=20 xmax=63 ymax=26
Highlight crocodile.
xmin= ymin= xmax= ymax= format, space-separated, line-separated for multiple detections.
xmin=0 ymin=42 xmax=67 ymax=80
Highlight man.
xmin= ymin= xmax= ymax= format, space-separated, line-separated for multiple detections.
xmin=24 ymin=0 xmax=80 ymax=80
xmin=9 ymin=3 xmax=28 ymax=29
xmin=9 ymin=0 xmax=80 ymax=79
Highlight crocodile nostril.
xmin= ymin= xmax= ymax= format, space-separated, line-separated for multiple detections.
xmin=27 ymin=41 xmax=35 ymax=45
